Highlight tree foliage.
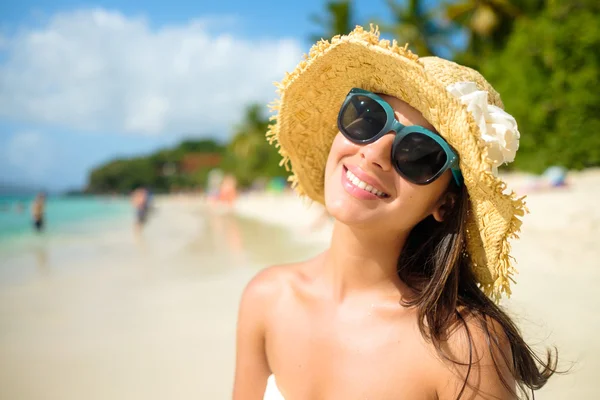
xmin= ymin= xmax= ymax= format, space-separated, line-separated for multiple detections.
xmin=87 ymin=139 xmax=225 ymax=194
xmin=309 ymin=0 xmax=356 ymax=42
xmin=381 ymin=0 xmax=454 ymax=57
xmin=481 ymin=0 xmax=600 ymax=171
xmin=221 ymin=104 xmax=288 ymax=187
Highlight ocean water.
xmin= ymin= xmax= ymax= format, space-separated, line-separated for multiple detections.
xmin=0 ymin=195 xmax=131 ymax=246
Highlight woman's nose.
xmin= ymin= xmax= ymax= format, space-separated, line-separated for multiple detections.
xmin=358 ymin=132 xmax=394 ymax=171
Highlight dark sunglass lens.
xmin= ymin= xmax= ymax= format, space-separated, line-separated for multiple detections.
xmin=340 ymin=95 xmax=387 ymax=141
xmin=393 ymin=132 xmax=448 ymax=184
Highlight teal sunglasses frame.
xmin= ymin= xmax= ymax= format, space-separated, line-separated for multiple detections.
xmin=337 ymin=88 xmax=463 ymax=186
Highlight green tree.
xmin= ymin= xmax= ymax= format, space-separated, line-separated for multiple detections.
xmin=88 ymin=157 xmax=163 ymax=193
xmin=86 ymin=138 xmax=225 ymax=194
xmin=481 ymin=0 xmax=600 ymax=171
xmin=309 ymin=0 xmax=356 ymax=42
xmin=445 ymin=0 xmax=520 ymax=37
xmin=221 ymin=104 xmax=287 ymax=188
xmin=444 ymin=0 xmax=544 ymax=66
xmin=382 ymin=0 xmax=454 ymax=56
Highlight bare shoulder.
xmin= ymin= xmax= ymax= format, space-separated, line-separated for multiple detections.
xmin=435 ymin=312 xmax=516 ymax=399
xmin=234 ymin=262 xmax=312 ymax=399
xmin=240 ymin=259 xmax=317 ymax=314
xmin=242 ymin=261 xmax=305 ymax=297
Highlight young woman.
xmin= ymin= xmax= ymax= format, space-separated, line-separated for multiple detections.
xmin=233 ymin=26 xmax=557 ymax=400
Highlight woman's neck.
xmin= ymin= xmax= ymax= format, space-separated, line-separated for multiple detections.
xmin=323 ymin=220 xmax=411 ymax=303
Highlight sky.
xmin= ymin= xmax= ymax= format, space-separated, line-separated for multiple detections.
xmin=0 ymin=0 xmax=423 ymax=192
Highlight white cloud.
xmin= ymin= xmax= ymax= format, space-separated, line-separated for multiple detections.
xmin=5 ymin=131 xmax=56 ymax=181
xmin=0 ymin=9 xmax=303 ymax=137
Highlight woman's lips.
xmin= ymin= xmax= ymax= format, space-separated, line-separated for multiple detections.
xmin=341 ymin=166 xmax=389 ymax=200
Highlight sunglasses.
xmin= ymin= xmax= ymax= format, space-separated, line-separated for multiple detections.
xmin=337 ymin=88 xmax=462 ymax=186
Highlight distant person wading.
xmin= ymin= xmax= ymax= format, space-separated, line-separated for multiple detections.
xmin=132 ymin=188 xmax=151 ymax=230
xmin=31 ymin=192 xmax=46 ymax=233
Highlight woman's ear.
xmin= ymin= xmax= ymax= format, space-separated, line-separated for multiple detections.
xmin=432 ymin=192 xmax=457 ymax=222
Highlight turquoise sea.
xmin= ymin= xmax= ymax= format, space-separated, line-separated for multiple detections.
xmin=0 ymin=195 xmax=132 ymax=247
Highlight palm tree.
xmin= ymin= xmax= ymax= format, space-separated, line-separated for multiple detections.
xmin=444 ymin=0 xmax=523 ymax=57
xmin=381 ymin=0 xmax=455 ymax=57
xmin=228 ymin=104 xmax=268 ymax=167
xmin=233 ymin=104 xmax=269 ymax=141
xmin=309 ymin=0 xmax=356 ymax=42
xmin=224 ymin=104 xmax=284 ymax=187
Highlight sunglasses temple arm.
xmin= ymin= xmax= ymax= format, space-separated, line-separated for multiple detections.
xmin=451 ymin=167 xmax=463 ymax=186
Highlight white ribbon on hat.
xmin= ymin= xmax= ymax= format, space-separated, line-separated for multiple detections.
xmin=446 ymin=82 xmax=520 ymax=176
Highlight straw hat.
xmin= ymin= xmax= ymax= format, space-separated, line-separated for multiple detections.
xmin=267 ymin=25 xmax=527 ymax=301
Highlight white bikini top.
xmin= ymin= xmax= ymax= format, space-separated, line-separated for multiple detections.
xmin=263 ymin=375 xmax=284 ymax=400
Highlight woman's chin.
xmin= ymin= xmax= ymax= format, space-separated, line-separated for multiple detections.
xmin=325 ymin=191 xmax=377 ymax=227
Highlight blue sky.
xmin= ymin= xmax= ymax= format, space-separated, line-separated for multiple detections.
xmin=0 ymin=0 xmax=438 ymax=192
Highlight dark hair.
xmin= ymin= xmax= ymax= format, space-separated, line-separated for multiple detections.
xmin=397 ymin=181 xmax=559 ymax=399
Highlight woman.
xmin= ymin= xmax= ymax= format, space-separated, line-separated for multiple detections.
xmin=233 ymin=26 xmax=557 ymax=399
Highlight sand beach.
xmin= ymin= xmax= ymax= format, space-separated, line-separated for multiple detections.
xmin=0 ymin=170 xmax=599 ymax=399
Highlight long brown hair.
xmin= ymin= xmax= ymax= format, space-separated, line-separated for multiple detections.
xmin=397 ymin=181 xmax=558 ymax=399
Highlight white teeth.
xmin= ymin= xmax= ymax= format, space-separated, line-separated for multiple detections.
xmin=345 ymin=169 xmax=387 ymax=197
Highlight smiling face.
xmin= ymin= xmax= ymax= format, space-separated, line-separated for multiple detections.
xmin=324 ymin=94 xmax=454 ymax=235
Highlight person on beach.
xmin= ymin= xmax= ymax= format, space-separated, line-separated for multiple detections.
xmin=31 ymin=192 xmax=46 ymax=232
xmin=207 ymin=169 xmax=225 ymax=203
xmin=131 ymin=187 xmax=150 ymax=230
xmin=219 ymin=175 xmax=238 ymax=206
xmin=233 ymin=26 xmax=558 ymax=400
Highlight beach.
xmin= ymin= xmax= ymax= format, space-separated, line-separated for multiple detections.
xmin=0 ymin=171 xmax=599 ymax=399
xmin=0 ymin=195 xmax=329 ymax=400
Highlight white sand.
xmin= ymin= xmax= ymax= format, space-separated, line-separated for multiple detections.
xmin=0 ymin=170 xmax=599 ymax=399
xmin=502 ymin=170 xmax=600 ymax=398
xmin=233 ymin=190 xmax=333 ymax=244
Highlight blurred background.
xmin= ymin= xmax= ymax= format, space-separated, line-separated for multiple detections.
xmin=1 ymin=0 xmax=599 ymax=399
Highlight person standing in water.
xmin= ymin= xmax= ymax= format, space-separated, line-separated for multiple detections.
xmin=131 ymin=187 xmax=150 ymax=231
xmin=31 ymin=192 xmax=46 ymax=233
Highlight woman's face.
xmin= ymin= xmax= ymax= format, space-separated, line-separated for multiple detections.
xmin=324 ymin=94 xmax=453 ymax=234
